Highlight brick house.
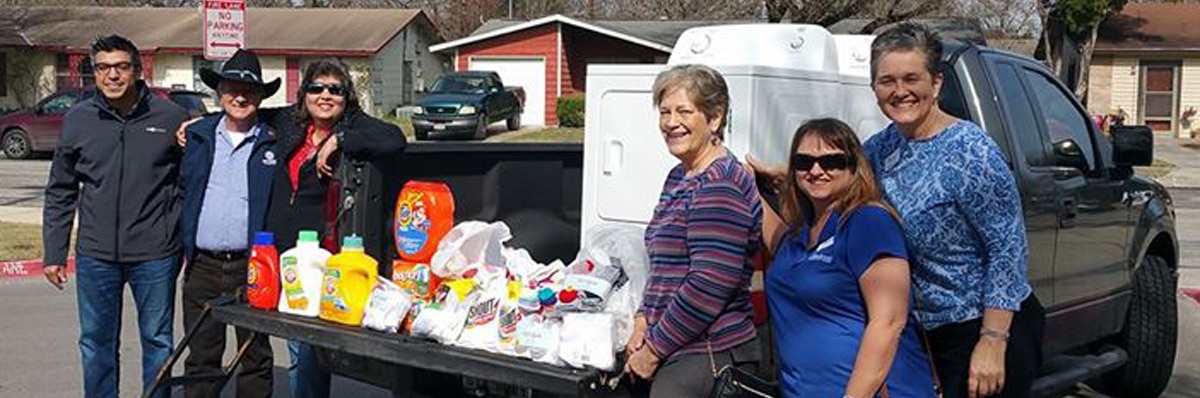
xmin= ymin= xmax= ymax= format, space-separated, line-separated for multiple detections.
xmin=429 ymin=15 xmax=729 ymax=126
xmin=0 ymin=6 xmax=445 ymax=116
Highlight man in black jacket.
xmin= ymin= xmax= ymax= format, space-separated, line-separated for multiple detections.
xmin=42 ymin=35 xmax=188 ymax=398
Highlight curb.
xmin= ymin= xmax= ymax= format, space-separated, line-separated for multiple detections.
xmin=0 ymin=258 xmax=74 ymax=279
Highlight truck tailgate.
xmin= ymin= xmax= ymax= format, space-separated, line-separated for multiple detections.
xmin=211 ymin=303 xmax=625 ymax=397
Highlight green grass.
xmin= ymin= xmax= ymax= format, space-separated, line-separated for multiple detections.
xmin=0 ymin=222 xmax=42 ymax=262
xmin=384 ymin=116 xmax=416 ymax=141
xmin=1135 ymin=158 xmax=1175 ymax=178
xmin=492 ymin=127 xmax=584 ymax=143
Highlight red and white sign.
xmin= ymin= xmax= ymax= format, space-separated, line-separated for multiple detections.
xmin=203 ymin=0 xmax=246 ymax=60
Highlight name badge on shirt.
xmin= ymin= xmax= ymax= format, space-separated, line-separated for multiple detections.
xmin=883 ymin=148 xmax=901 ymax=172
xmin=263 ymin=151 xmax=277 ymax=166
xmin=806 ymin=236 xmax=835 ymax=263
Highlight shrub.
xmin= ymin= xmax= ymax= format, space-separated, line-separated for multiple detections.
xmin=556 ymin=94 xmax=585 ymax=128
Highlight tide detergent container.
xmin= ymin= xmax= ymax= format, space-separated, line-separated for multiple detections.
xmin=247 ymin=232 xmax=280 ymax=310
xmin=278 ymin=230 xmax=330 ymax=317
xmin=394 ymin=181 xmax=455 ymax=262
xmin=319 ymin=235 xmax=378 ymax=326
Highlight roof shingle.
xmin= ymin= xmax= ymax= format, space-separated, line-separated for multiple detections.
xmin=1097 ymin=3 xmax=1200 ymax=51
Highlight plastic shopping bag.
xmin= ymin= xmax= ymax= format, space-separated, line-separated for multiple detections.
xmin=411 ymin=279 xmax=478 ymax=344
xmin=430 ymin=221 xmax=511 ymax=279
xmin=362 ymin=277 xmax=413 ymax=333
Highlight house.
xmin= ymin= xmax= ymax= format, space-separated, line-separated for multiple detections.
xmin=1089 ymin=3 xmax=1200 ymax=137
xmin=0 ymin=6 xmax=446 ymax=116
xmin=429 ymin=14 xmax=746 ymax=126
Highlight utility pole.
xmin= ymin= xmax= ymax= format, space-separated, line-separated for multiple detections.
xmin=508 ymin=0 xmax=513 ymax=18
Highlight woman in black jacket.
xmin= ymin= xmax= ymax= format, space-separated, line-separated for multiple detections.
xmin=264 ymin=58 xmax=406 ymax=398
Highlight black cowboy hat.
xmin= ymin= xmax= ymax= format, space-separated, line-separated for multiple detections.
xmin=200 ymin=49 xmax=281 ymax=98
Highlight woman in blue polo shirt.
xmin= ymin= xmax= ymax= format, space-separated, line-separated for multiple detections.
xmin=758 ymin=118 xmax=935 ymax=398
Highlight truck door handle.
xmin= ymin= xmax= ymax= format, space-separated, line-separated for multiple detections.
xmin=603 ymin=139 xmax=624 ymax=176
xmin=1059 ymin=198 xmax=1078 ymax=228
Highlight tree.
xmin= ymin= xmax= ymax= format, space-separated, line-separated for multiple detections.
xmin=1039 ymin=0 xmax=1127 ymax=98
xmin=763 ymin=0 xmax=947 ymax=32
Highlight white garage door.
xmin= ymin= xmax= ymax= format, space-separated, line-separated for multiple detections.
xmin=468 ymin=57 xmax=546 ymax=127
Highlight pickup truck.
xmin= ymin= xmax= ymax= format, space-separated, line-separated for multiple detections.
xmin=411 ymin=71 xmax=525 ymax=141
xmin=197 ymin=31 xmax=1177 ymax=398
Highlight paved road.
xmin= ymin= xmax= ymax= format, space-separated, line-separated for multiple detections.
xmin=1 ymin=169 xmax=1198 ymax=397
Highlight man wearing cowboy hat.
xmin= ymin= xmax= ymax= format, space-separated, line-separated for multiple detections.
xmin=179 ymin=48 xmax=281 ymax=398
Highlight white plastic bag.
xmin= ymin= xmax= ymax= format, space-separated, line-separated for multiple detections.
xmin=431 ymin=221 xmax=512 ymax=279
xmin=515 ymin=314 xmax=562 ymax=366
xmin=580 ymin=224 xmax=650 ymax=350
xmin=411 ymin=279 xmax=478 ymax=344
xmin=362 ymin=278 xmax=412 ymax=334
xmin=558 ymin=312 xmax=616 ymax=370
xmin=454 ymin=270 xmax=507 ymax=353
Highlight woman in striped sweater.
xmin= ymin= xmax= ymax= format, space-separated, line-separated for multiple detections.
xmin=623 ymin=64 xmax=763 ymax=398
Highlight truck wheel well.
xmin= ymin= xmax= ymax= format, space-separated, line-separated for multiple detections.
xmin=1146 ymin=233 xmax=1176 ymax=269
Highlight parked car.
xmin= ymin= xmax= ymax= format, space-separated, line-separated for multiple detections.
xmin=1 ymin=87 xmax=208 ymax=159
xmin=411 ymin=71 xmax=524 ymax=141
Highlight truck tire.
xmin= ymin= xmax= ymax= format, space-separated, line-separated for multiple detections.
xmin=1090 ymin=255 xmax=1177 ymax=398
xmin=506 ymin=112 xmax=521 ymax=131
xmin=474 ymin=115 xmax=488 ymax=140
xmin=3 ymin=128 xmax=32 ymax=159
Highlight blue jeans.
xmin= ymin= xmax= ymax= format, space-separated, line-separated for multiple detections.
xmin=75 ymin=255 xmax=179 ymax=398
xmin=288 ymin=340 xmax=330 ymax=398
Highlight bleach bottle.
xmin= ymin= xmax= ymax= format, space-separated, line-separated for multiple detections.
xmin=320 ymin=235 xmax=379 ymax=326
xmin=278 ymin=230 xmax=330 ymax=317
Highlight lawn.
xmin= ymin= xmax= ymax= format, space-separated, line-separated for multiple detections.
xmin=1135 ymin=158 xmax=1175 ymax=178
xmin=0 ymin=222 xmax=42 ymax=262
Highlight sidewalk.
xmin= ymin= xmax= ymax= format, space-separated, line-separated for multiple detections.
xmin=1147 ymin=137 xmax=1200 ymax=189
xmin=0 ymin=205 xmax=40 ymax=225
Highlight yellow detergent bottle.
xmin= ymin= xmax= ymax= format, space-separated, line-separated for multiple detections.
xmin=278 ymin=230 xmax=330 ymax=317
xmin=319 ymin=235 xmax=378 ymax=326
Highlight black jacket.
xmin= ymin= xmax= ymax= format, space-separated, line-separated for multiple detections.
xmin=261 ymin=107 xmax=406 ymax=251
xmin=42 ymin=82 xmax=189 ymax=265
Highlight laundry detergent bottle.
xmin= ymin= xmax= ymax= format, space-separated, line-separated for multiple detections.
xmin=319 ymin=235 xmax=379 ymax=326
xmin=247 ymin=232 xmax=280 ymax=310
xmin=278 ymin=230 xmax=331 ymax=317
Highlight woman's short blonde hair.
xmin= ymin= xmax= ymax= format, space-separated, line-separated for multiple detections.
xmin=651 ymin=64 xmax=731 ymax=139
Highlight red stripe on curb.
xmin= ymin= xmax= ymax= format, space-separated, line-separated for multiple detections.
xmin=0 ymin=258 xmax=74 ymax=279
xmin=1182 ymin=287 xmax=1200 ymax=305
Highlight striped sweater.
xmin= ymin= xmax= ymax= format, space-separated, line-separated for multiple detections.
xmin=640 ymin=152 xmax=762 ymax=360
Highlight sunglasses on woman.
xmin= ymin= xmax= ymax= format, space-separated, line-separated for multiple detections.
xmin=303 ymin=82 xmax=347 ymax=97
xmin=792 ymin=153 xmax=854 ymax=172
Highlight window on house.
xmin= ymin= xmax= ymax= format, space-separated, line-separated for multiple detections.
xmin=193 ymin=56 xmax=224 ymax=96
xmin=1140 ymin=61 xmax=1181 ymax=132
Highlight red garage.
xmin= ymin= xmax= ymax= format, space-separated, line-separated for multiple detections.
xmin=430 ymin=15 xmax=719 ymax=126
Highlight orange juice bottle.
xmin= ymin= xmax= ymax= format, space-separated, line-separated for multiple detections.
xmin=394 ymin=181 xmax=455 ymax=262
xmin=320 ymin=235 xmax=379 ymax=326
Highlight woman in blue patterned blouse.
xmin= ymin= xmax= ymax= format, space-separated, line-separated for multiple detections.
xmin=863 ymin=22 xmax=1045 ymax=398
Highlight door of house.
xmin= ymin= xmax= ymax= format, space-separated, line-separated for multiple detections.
xmin=1139 ymin=61 xmax=1181 ymax=133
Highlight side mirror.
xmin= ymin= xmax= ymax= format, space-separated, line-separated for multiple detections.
xmin=1112 ymin=125 xmax=1153 ymax=167
xmin=1052 ymin=139 xmax=1090 ymax=172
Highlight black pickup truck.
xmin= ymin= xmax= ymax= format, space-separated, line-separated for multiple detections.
xmin=199 ymin=40 xmax=1177 ymax=398
xmin=412 ymin=71 xmax=525 ymax=141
